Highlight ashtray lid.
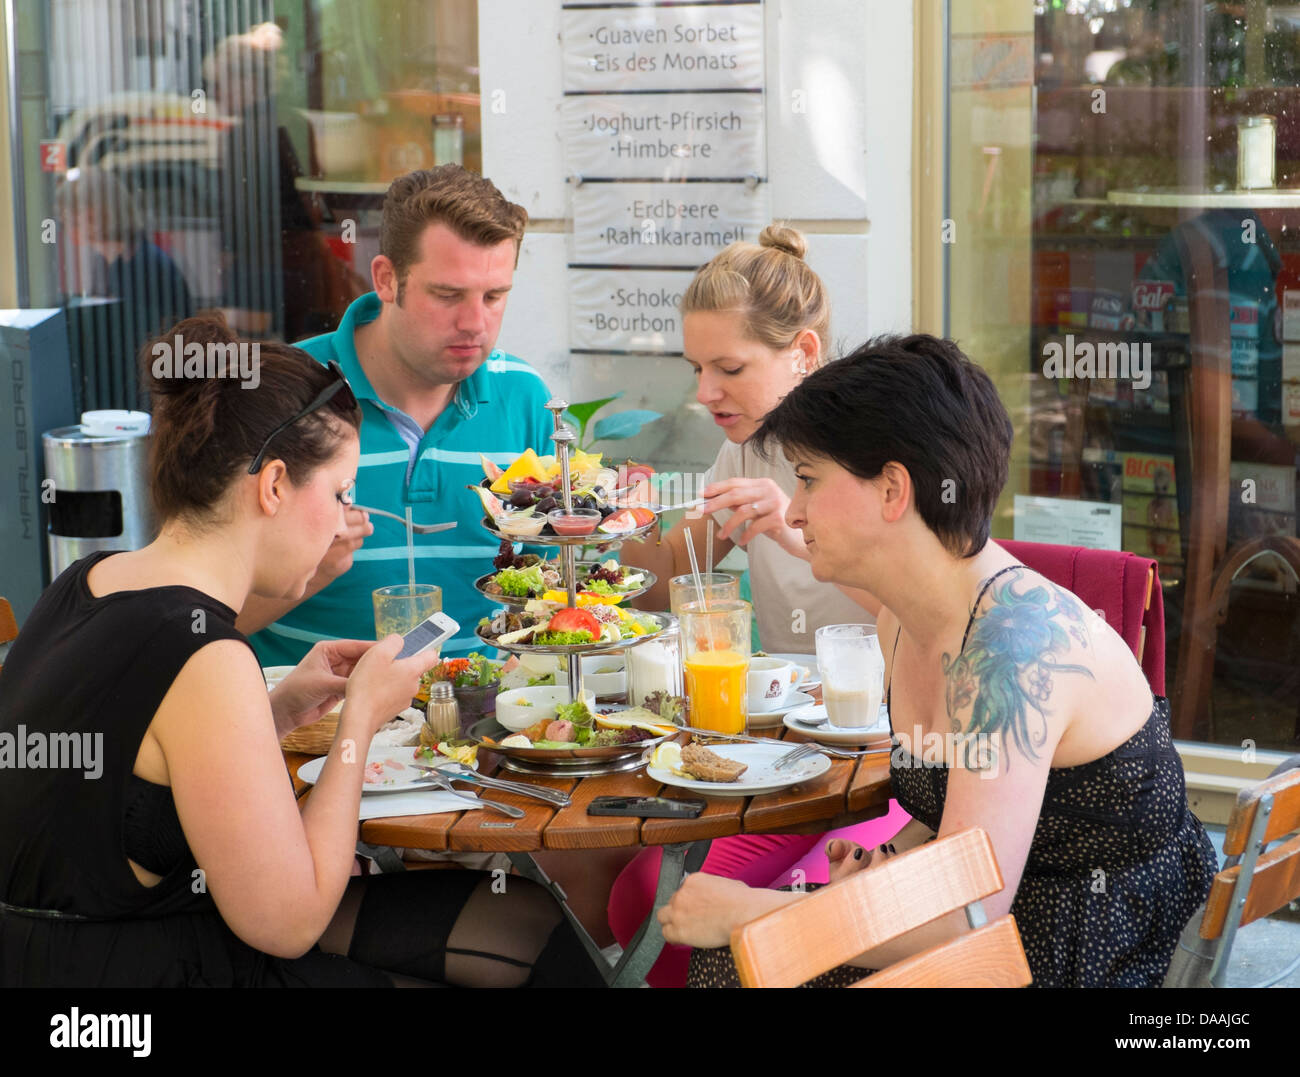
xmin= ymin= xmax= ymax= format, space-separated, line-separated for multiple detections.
xmin=80 ymin=410 xmax=151 ymax=437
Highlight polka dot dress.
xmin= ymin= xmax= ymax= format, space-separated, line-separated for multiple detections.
xmin=685 ymin=697 xmax=1217 ymax=988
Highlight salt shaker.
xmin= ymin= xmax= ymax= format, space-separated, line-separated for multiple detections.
xmin=425 ymin=682 xmax=460 ymax=741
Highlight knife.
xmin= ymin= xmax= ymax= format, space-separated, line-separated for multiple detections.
xmin=410 ymin=762 xmax=572 ymax=807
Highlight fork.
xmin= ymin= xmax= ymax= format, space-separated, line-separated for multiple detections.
xmin=771 ymin=742 xmax=884 ymax=770
xmin=772 ymin=742 xmax=824 ymax=771
xmin=413 ymin=762 xmax=571 ymax=807
xmin=353 ymin=505 xmax=458 ymax=534
xmin=415 ymin=770 xmax=526 ymax=817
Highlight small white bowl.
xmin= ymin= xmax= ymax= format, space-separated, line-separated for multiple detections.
xmin=262 ymin=665 xmax=297 ymax=691
xmin=581 ymin=654 xmax=626 ymax=698
xmin=495 ymin=685 xmax=597 ymax=732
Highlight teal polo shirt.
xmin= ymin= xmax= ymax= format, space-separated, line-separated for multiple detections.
xmin=249 ymin=292 xmax=555 ymax=663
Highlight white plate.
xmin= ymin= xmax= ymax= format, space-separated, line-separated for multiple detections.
xmin=764 ymin=652 xmax=821 ymax=691
xmin=645 ymin=741 xmax=832 ymax=796
xmin=783 ymin=703 xmax=893 ymax=746
xmin=297 ymin=746 xmax=476 ymax=794
xmin=745 ymin=690 xmax=817 ymax=729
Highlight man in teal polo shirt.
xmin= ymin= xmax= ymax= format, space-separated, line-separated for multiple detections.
xmin=238 ymin=166 xmax=554 ymax=661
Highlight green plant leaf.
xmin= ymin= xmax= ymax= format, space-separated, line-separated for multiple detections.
xmin=562 ymin=394 xmax=624 ymax=449
xmin=593 ymin=409 xmax=663 ymax=441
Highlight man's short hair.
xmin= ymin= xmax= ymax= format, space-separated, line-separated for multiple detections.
xmin=380 ymin=166 xmax=528 ymax=303
xmin=751 ymin=334 xmax=1014 ymax=558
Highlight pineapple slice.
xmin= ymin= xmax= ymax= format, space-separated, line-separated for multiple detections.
xmin=490 ymin=448 xmax=550 ymax=494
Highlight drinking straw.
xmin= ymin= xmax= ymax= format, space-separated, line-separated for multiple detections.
xmin=405 ymin=506 xmax=416 ymax=590
xmin=683 ymin=526 xmax=706 ymax=610
xmin=705 ymin=518 xmax=714 ymax=579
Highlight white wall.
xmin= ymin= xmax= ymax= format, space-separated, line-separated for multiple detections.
xmin=480 ymin=0 xmax=912 ymax=471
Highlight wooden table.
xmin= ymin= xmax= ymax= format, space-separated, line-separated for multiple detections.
xmin=286 ymin=723 xmax=893 ymax=986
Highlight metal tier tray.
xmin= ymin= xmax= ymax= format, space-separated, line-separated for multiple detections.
xmin=467 ymin=714 xmax=680 ymax=776
xmin=473 ymin=566 xmax=657 ymax=608
xmin=480 ymin=516 xmax=657 ymax=546
xmin=475 ymin=610 xmax=672 ymax=656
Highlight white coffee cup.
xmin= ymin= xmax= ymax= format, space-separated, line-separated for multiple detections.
xmin=746 ymin=657 xmax=799 ymax=711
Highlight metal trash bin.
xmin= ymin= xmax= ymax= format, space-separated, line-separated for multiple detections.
xmin=42 ymin=411 xmax=158 ymax=579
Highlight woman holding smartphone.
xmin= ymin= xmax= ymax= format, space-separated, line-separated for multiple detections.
xmin=0 ymin=315 xmax=605 ymax=988
xmin=610 ymin=226 xmax=904 ymax=986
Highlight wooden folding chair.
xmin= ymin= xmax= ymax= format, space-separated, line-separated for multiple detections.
xmin=729 ymin=828 xmax=1032 ymax=988
xmin=0 ymin=598 xmax=18 ymax=673
xmin=1198 ymin=761 xmax=1300 ymax=988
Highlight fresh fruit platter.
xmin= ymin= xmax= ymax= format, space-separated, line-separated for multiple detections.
xmin=471 ymin=449 xmax=657 ymax=542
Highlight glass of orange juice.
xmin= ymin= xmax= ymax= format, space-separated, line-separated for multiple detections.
xmin=679 ymin=599 xmax=750 ymax=735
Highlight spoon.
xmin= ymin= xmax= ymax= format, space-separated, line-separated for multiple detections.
xmin=353 ymin=505 xmax=458 ymax=534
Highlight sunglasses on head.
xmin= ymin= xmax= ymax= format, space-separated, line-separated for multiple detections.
xmin=247 ymin=360 xmax=359 ymax=475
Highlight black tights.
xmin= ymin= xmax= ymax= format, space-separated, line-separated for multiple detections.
xmin=338 ymin=870 xmax=607 ymax=988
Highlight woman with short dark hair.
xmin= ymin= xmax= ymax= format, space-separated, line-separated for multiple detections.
xmin=0 ymin=314 xmax=606 ymax=987
xmin=660 ymin=334 xmax=1217 ymax=988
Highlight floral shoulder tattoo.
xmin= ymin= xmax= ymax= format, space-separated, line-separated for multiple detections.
xmin=940 ymin=568 xmax=1093 ymax=769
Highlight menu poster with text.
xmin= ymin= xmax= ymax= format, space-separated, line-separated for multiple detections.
xmin=561 ymin=92 xmax=764 ymax=181
xmin=562 ymin=2 xmax=763 ymax=94
xmin=569 ymin=268 xmax=693 ymax=354
xmin=1013 ymin=495 xmax=1123 ymax=551
xmin=571 ymin=182 xmax=770 ymax=267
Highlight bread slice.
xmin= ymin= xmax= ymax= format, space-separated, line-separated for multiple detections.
xmin=680 ymin=743 xmax=748 ymax=783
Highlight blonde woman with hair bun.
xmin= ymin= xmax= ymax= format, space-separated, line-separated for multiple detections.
xmin=624 ymin=222 xmax=875 ymax=637
xmin=612 ymin=225 xmax=905 ymax=988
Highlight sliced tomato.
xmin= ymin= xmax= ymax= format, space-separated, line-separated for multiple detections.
xmin=547 ymin=607 xmax=602 ymax=638
xmin=598 ymin=509 xmax=640 ymax=534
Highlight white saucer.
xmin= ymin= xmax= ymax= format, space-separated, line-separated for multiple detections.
xmin=745 ymin=690 xmax=816 ymax=729
xmin=783 ymin=703 xmax=893 ymax=747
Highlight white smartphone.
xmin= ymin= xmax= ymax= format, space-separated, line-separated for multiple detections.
xmin=395 ymin=612 xmax=460 ymax=659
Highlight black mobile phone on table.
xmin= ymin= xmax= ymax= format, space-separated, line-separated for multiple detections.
xmin=395 ymin=612 xmax=460 ymax=659
xmin=587 ymin=795 xmax=707 ymax=819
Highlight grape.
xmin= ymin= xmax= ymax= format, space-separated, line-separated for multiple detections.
xmin=509 ymin=490 xmax=534 ymax=508
xmin=536 ymin=496 xmax=558 ymax=514
xmin=534 ymin=485 xmax=554 ymax=499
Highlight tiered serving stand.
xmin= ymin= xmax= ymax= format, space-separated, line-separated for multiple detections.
xmin=472 ymin=400 xmax=677 ymax=775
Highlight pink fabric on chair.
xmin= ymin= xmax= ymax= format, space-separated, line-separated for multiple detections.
xmin=608 ymin=834 xmax=822 ymax=988
xmin=764 ymin=799 xmax=913 ymax=888
xmin=999 ymin=540 xmax=1165 ymax=694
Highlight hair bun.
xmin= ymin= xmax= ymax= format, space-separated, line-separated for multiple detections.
xmin=144 ymin=312 xmax=238 ymax=399
xmin=758 ymin=223 xmax=807 ymax=260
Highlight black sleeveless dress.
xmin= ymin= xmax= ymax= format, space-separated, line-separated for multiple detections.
xmin=0 ymin=553 xmax=391 ymax=986
xmin=687 ymin=575 xmax=1218 ymax=988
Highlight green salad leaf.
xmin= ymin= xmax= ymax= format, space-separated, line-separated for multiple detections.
xmin=534 ymin=629 xmax=595 ymax=645
xmin=496 ymin=564 xmax=545 ymax=597
xmin=554 ymin=699 xmax=595 ymax=727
